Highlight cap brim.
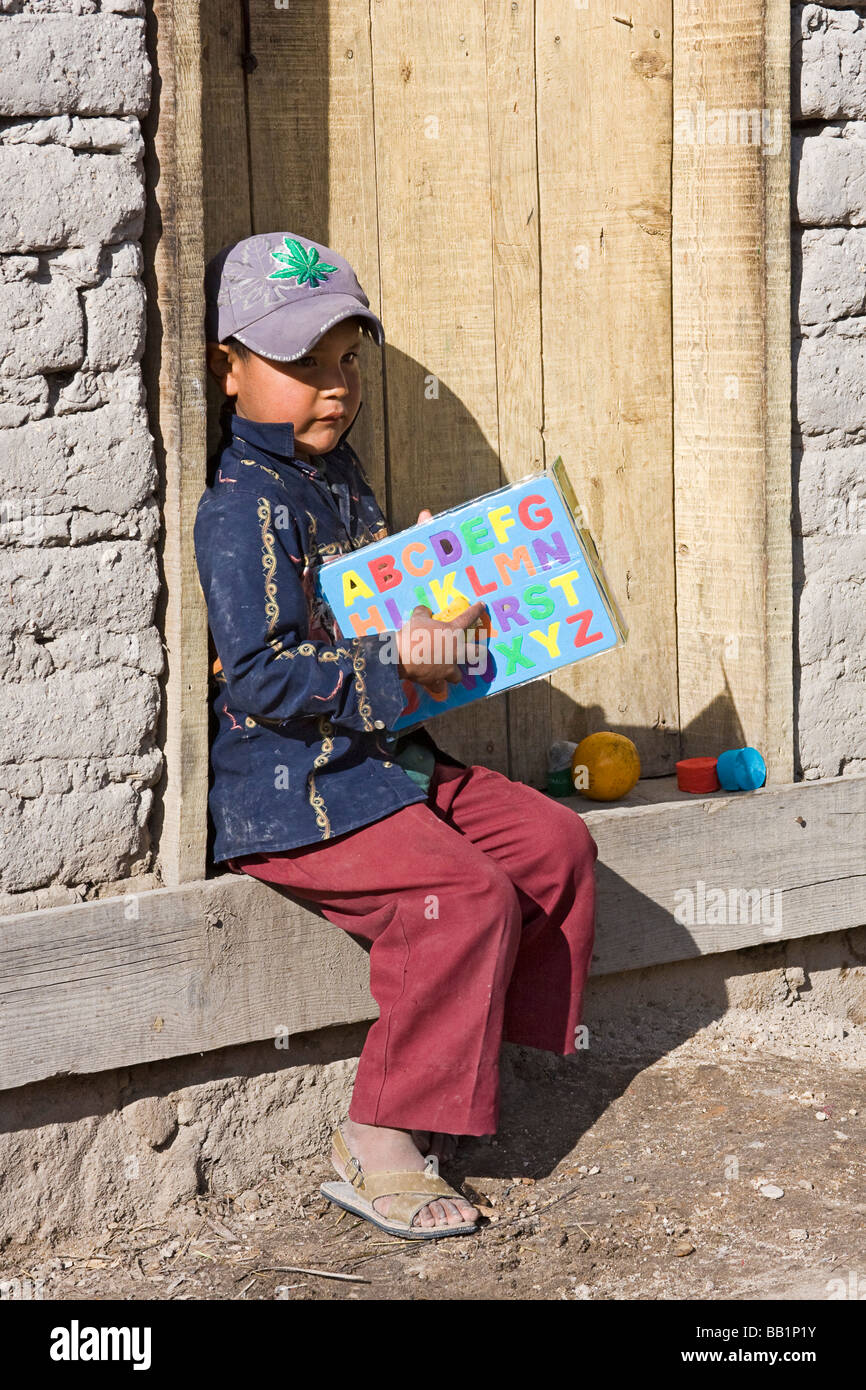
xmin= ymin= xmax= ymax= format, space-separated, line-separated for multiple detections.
xmin=230 ymin=295 xmax=385 ymax=360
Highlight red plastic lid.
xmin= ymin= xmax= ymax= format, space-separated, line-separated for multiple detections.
xmin=676 ymin=756 xmax=719 ymax=793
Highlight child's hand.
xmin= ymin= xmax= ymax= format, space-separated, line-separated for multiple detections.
xmin=417 ymin=508 xmax=433 ymax=524
xmin=396 ymin=603 xmax=486 ymax=694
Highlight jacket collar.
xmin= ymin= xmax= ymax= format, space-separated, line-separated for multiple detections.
xmin=229 ymin=411 xmax=314 ymax=469
xmin=222 ymin=401 xmax=363 ymax=479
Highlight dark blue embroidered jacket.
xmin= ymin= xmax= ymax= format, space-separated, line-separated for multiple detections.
xmin=193 ymin=408 xmax=459 ymax=862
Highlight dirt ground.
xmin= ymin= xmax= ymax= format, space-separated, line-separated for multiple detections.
xmin=3 ymin=1022 xmax=863 ymax=1303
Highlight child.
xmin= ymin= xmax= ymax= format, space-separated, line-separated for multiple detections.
xmin=195 ymin=232 xmax=599 ymax=1240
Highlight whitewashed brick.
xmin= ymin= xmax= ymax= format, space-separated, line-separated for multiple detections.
xmin=0 ymin=145 xmax=145 ymax=251
xmin=0 ymin=16 xmax=149 ymax=117
xmin=793 ymin=5 xmax=866 ymax=121
xmin=0 ymin=402 xmax=155 ymax=514
xmin=795 ymin=227 xmax=866 ymax=324
xmin=793 ymin=126 xmax=866 ymax=226
xmin=0 ymin=273 xmax=84 ymax=373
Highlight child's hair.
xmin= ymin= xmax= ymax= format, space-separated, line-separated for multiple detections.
xmin=223 ymin=315 xmax=377 ymax=363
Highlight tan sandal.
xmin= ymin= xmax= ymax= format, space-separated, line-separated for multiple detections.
xmin=319 ymin=1126 xmax=480 ymax=1240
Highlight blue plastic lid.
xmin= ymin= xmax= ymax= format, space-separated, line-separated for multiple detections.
xmin=716 ymin=746 xmax=767 ymax=791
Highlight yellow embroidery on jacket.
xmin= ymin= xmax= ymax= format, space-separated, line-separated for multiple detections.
xmin=242 ymin=457 xmax=283 ymax=484
xmin=258 ymin=498 xmax=280 ymax=644
xmin=351 ymin=643 xmax=374 ymax=731
xmin=305 ymin=509 xmax=318 ymax=567
xmin=257 ymin=501 xmax=354 ymax=682
xmin=308 ymin=716 xmax=335 ymax=838
xmin=260 ymin=496 xmax=309 ymax=663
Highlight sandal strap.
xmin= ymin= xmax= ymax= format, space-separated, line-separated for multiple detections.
xmin=332 ymin=1127 xmax=365 ymax=1188
xmin=331 ymin=1128 xmax=474 ymax=1228
xmin=352 ymin=1169 xmax=461 ymax=1204
xmin=332 ymin=1128 xmax=450 ymax=1197
xmin=385 ymin=1189 xmax=473 ymax=1229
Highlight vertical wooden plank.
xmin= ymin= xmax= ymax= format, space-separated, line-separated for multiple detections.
xmin=536 ymin=2 xmax=679 ymax=778
xmin=200 ymin=0 xmax=253 ymax=457
xmin=484 ymin=0 xmax=550 ymax=786
xmin=325 ymin=1 xmax=387 ymax=505
xmin=243 ymin=1 xmax=386 ymax=512
xmin=143 ymin=0 xmax=209 ymax=884
xmin=763 ymin=0 xmax=795 ymax=782
xmin=200 ymin=0 xmax=252 ymax=254
xmin=369 ymin=0 xmax=508 ymax=771
xmin=672 ymin=0 xmax=793 ymax=779
xmin=244 ymin=0 xmax=331 ymax=241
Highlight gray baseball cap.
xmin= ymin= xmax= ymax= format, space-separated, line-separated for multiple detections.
xmin=204 ymin=231 xmax=385 ymax=361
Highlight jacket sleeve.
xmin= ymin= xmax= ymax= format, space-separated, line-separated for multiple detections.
xmin=193 ymin=487 xmax=408 ymax=733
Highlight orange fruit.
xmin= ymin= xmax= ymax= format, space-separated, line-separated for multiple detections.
xmin=571 ymin=732 xmax=641 ymax=801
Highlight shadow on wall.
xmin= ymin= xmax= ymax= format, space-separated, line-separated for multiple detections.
xmin=201 ymin=340 xmax=747 ymax=793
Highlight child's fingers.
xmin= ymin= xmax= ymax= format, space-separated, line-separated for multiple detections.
xmin=447 ymin=601 xmax=486 ymax=630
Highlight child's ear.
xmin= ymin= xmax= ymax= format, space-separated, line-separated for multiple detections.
xmin=206 ymin=341 xmax=233 ymax=393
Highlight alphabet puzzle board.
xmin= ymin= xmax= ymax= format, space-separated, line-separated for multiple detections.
xmin=315 ymin=456 xmax=628 ymax=732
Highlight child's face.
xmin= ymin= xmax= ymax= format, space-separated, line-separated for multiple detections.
xmin=206 ymin=317 xmax=364 ymax=462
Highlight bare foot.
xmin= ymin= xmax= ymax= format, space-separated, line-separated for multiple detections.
xmin=332 ymin=1119 xmax=478 ymax=1231
xmin=411 ymin=1130 xmax=459 ymax=1163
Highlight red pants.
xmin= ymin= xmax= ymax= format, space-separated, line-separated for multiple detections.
xmin=226 ymin=761 xmax=597 ymax=1135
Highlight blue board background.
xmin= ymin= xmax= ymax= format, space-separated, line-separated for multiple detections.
xmin=315 ymin=472 xmax=622 ymax=731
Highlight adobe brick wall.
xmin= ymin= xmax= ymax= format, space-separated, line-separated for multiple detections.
xmin=792 ymin=4 xmax=866 ymax=779
xmin=0 ymin=0 xmax=162 ymax=916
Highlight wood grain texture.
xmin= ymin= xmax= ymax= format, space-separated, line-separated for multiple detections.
xmin=581 ymin=775 xmax=864 ymax=973
xmin=200 ymin=0 xmax=252 ymax=253
xmin=536 ymin=1 xmax=679 ymax=778
xmin=369 ymin=0 xmax=508 ymax=770
xmin=245 ymin=0 xmax=331 ymax=240
xmin=200 ymin=0 xmax=253 ymax=458
xmin=325 ymin=0 xmax=387 ymax=507
xmin=232 ymin=2 xmax=388 ymax=519
xmin=672 ymin=0 xmax=793 ymax=777
xmin=0 ymin=876 xmax=376 ymax=1092
xmin=146 ymin=0 xmax=210 ymax=886
xmin=3 ymin=776 xmax=862 ymax=1091
xmin=182 ymin=0 xmax=795 ymax=869
xmin=762 ymin=0 xmax=795 ymax=781
xmin=483 ymin=0 xmax=550 ymax=785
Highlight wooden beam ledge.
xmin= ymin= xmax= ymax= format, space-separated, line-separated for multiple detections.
xmin=1 ymin=775 xmax=863 ymax=1092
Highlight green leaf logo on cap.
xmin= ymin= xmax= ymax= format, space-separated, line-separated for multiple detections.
xmin=267 ymin=237 xmax=338 ymax=288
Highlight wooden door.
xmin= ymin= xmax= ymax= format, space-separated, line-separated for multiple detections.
xmin=195 ymin=0 xmax=791 ymax=790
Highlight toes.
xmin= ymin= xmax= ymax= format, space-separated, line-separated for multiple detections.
xmin=377 ymin=1188 xmax=478 ymax=1231
xmin=442 ymin=1200 xmax=463 ymax=1225
xmin=420 ymin=1198 xmax=478 ymax=1227
xmin=413 ymin=1200 xmax=446 ymax=1228
xmin=414 ymin=1202 xmax=436 ymax=1229
xmin=444 ymin=1198 xmax=477 ymax=1225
